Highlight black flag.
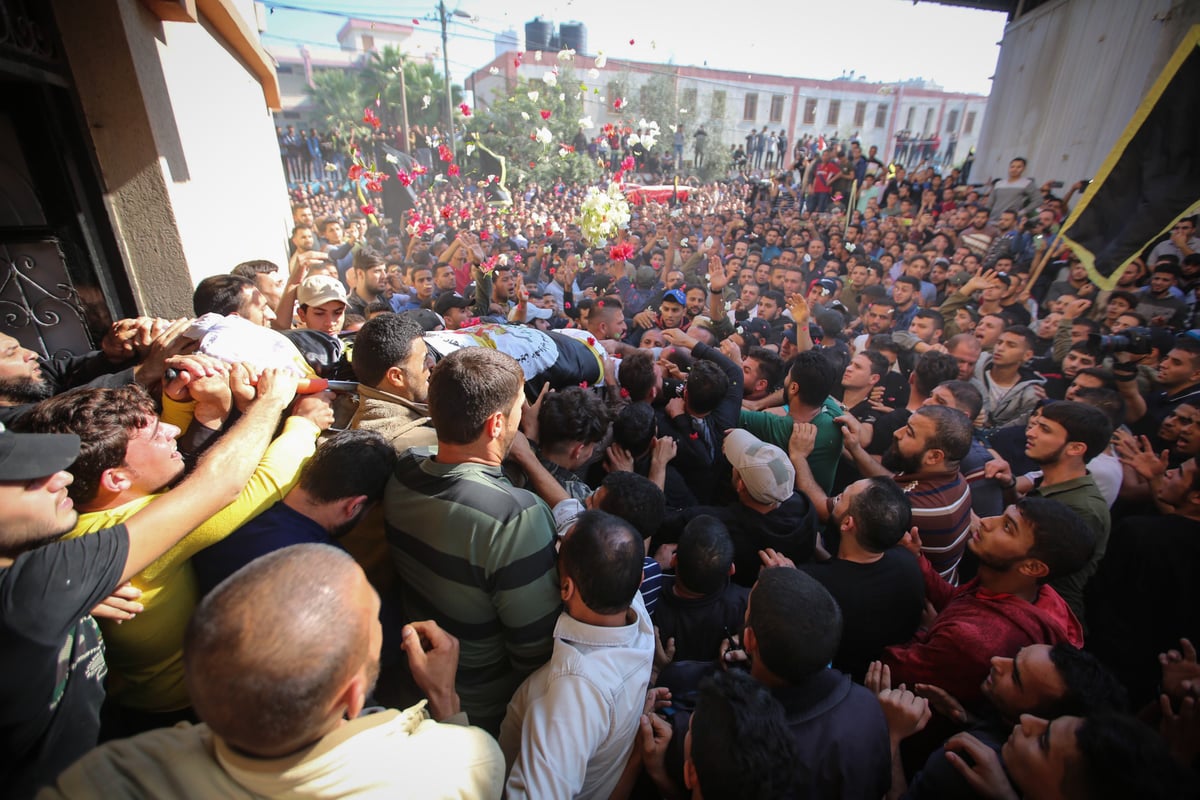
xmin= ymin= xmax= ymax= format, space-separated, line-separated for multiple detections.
xmin=1059 ymin=25 xmax=1200 ymax=289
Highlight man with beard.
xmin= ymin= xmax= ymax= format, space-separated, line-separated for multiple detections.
xmin=988 ymin=402 xmax=1112 ymax=625
xmin=0 ymin=320 xmax=190 ymax=427
xmin=384 ymin=348 xmax=560 ymax=733
xmin=346 ymin=248 xmax=389 ymax=319
xmin=189 ymin=430 xmax=397 ymax=596
xmin=350 ymin=313 xmax=437 ymax=454
xmin=880 ymin=498 xmax=1091 ymax=712
xmin=41 ymin=546 xmax=505 ymax=798
xmin=793 ymin=405 xmax=974 ymax=584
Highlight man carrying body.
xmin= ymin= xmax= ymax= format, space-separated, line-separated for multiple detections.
xmin=385 ymin=348 xmax=560 ymax=732
xmin=0 ymin=370 xmax=302 ymax=797
xmin=349 ymin=313 xmax=437 ymax=453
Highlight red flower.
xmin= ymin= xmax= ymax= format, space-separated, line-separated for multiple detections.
xmin=587 ymin=337 xmax=596 ymax=346
xmin=564 ymin=302 xmax=572 ymax=309
xmin=361 ymin=204 xmax=376 ymax=215
xmin=529 ymin=161 xmax=537 ymax=168
xmin=480 ymin=230 xmax=490 ymax=240
xmin=619 ymin=387 xmax=631 ymax=399
xmin=621 ymin=156 xmax=635 ymax=171
xmin=441 ymin=206 xmax=453 ymax=220
xmin=579 ymin=381 xmax=589 ymax=389
xmin=613 ymin=97 xmax=624 ymax=110
xmin=540 ymin=109 xmax=552 ymax=120
xmin=689 ymin=432 xmax=699 ymax=440
xmin=448 ymin=164 xmax=460 ymax=176
xmin=438 ymin=144 xmax=453 ymax=162
xmin=459 ymin=207 xmax=471 ymax=219
xmin=609 ymin=242 xmax=635 ymax=262
xmin=362 ymin=108 xmax=381 ymax=129
xmin=629 ymin=38 xmax=635 ymax=45
xmin=347 ymin=164 xmax=364 ymax=181
xmin=412 ymin=18 xmax=419 ymax=25
xmin=365 ymin=179 xmax=383 ymax=192
xmin=396 ymin=170 xmax=413 ymax=187
xmin=459 ymin=103 xmax=471 ymax=116
xmin=412 ymin=164 xmax=427 ymax=175
xmin=513 ymin=254 xmax=523 ymax=263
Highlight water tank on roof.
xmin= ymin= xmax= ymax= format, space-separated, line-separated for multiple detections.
xmin=525 ymin=17 xmax=553 ymax=52
xmin=558 ymin=22 xmax=587 ymax=56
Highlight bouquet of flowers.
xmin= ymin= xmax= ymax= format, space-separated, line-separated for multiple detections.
xmin=579 ymin=182 xmax=631 ymax=247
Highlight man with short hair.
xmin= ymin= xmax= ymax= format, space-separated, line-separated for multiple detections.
xmin=947 ymin=332 xmax=983 ymax=382
xmin=190 ymin=429 xmax=397 ymax=596
xmin=500 ymin=510 xmax=653 ymax=799
xmin=385 ymin=348 xmax=560 ymax=732
xmin=230 ymin=260 xmax=285 ymax=310
xmin=741 ymin=347 xmax=785 ymax=405
xmin=192 ymin=274 xmax=276 ymax=327
xmin=881 ymin=497 xmax=1089 ymax=711
xmin=350 ymin=313 xmax=437 ymax=453
xmin=0 ymin=370 xmax=303 ymax=796
xmin=795 ymin=404 xmax=975 ymax=583
xmin=925 ymin=379 xmax=1006 ymax=518
xmin=977 ymin=326 xmax=1046 ymax=437
xmin=800 ymin=477 xmax=924 ymax=681
xmin=1121 ymin=336 xmax=1200 ymax=441
xmin=530 ymin=387 xmax=610 ymax=501
xmin=41 ymin=546 xmax=506 ymax=798
xmin=346 ymin=248 xmax=388 ymax=319
xmin=21 ymin=374 xmax=333 ymax=729
xmin=1003 ymin=403 xmax=1112 ymax=619
xmin=433 ymin=290 xmax=473 ymax=330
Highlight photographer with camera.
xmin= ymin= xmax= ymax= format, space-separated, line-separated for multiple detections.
xmin=1115 ymin=333 xmax=1200 ymax=445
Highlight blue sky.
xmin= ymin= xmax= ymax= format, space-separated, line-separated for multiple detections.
xmin=260 ymin=0 xmax=1009 ymax=96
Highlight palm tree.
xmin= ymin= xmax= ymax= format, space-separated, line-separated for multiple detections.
xmin=308 ymin=68 xmax=368 ymax=138
xmin=362 ymin=45 xmax=462 ymax=132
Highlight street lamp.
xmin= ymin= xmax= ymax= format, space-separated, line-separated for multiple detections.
xmin=439 ymin=2 xmax=471 ymax=158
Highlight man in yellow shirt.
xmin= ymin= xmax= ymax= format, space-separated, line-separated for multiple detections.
xmin=21 ymin=359 xmax=333 ymax=735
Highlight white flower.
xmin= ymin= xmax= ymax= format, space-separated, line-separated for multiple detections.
xmin=521 ymin=111 xmax=530 ymax=121
xmin=542 ymin=71 xmax=557 ymax=87
xmin=559 ymin=92 xmax=565 ymax=102
xmin=627 ymin=133 xmax=641 ymax=147
xmin=679 ymin=108 xmax=689 ymax=114
xmin=421 ymin=95 xmax=431 ymax=109
xmin=488 ymin=66 xmax=499 ymax=75
xmin=535 ymin=126 xmax=553 ymax=145
xmin=527 ymin=90 xmax=539 ymax=102
xmin=588 ymin=68 xmax=600 ymax=79
xmin=595 ymin=52 xmax=607 ymax=69
xmin=557 ymin=48 xmax=575 ymax=62
xmin=384 ymin=153 xmax=399 ymax=165
xmin=559 ymin=144 xmax=572 ymax=157
xmin=578 ymin=116 xmax=594 ymax=129
xmin=466 ymin=144 xmax=476 ymax=157
xmin=641 ymin=132 xmax=658 ymax=150
xmin=324 ymin=162 xmax=339 ymax=172
xmin=534 ymin=50 xmax=543 ymax=62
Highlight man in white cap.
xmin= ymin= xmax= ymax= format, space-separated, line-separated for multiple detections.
xmin=665 ymin=429 xmax=820 ymax=588
xmin=295 ymin=275 xmax=348 ymax=336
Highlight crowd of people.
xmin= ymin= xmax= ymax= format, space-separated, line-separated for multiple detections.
xmin=3 ymin=138 xmax=1200 ymax=800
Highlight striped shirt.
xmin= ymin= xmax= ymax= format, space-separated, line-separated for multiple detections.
xmin=895 ymin=470 xmax=973 ymax=585
xmin=385 ymin=448 xmax=561 ymax=729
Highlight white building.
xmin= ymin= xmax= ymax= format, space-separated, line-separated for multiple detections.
xmin=466 ymin=53 xmax=989 ymax=167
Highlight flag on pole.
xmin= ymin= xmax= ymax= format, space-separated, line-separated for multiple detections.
xmin=1058 ymin=25 xmax=1200 ymax=290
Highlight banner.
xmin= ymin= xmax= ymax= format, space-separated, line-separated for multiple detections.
xmin=1058 ymin=25 xmax=1200 ymax=290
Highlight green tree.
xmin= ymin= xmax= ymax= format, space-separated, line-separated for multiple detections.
xmin=465 ymin=65 xmax=600 ymax=189
xmin=308 ymin=68 xmax=368 ymax=138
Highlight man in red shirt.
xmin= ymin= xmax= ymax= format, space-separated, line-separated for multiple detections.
xmin=881 ymin=497 xmax=1092 ymax=712
xmin=809 ymin=149 xmax=841 ymax=213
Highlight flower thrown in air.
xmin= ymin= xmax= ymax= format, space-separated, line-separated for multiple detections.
xmin=540 ymin=109 xmax=552 ymax=120
xmin=459 ymin=103 xmax=471 ymax=117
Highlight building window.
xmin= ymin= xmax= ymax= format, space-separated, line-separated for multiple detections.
xmin=905 ymin=106 xmax=916 ymax=130
xmin=924 ymin=108 xmax=935 ymax=134
xmin=769 ymin=94 xmax=785 ymax=122
xmin=965 ymin=111 xmax=977 ymax=134
xmin=712 ymin=90 xmax=726 ymax=118
xmin=743 ymin=93 xmax=758 ymax=121
xmin=827 ymin=100 xmax=840 ymax=126
xmin=361 ymin=34 xmax=374 ymax=51
xmin=803 ymin=98 xmax=817 ymax=125
xmin=946 ymin=109 xmax=960 ymax=132
xmin=682 ymin=88 xmax=698 ymax=112
xmin=277 ymin=65 xmax=294 ymax=74
xmin=875 ymin=104 xmax=888 ymax=128
xmin=853 ymin=101 xmax=867 ymax=127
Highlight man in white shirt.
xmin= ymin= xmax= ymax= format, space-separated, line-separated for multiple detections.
xmin=500 ymin=510 xmax=654 ymax=800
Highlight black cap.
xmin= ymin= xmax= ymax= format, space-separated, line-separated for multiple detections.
xmin=736 ymin=318 xmax=772 ymax=342
xmin=401 ymin=308 xmax=444 ymax=332
xmin=0 ymin=424 xmax=80 ymax=481
xmin=435 ymin=292 xmax=472 ymax=315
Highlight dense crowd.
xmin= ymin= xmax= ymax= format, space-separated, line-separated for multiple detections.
xmin=3 ymin=141 xmax=1200 ymax=800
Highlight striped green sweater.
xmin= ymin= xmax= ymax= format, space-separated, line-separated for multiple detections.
xmin=385 ymin=448 xmax=560 ymax=729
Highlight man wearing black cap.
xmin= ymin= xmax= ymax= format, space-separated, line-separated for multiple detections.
xmin=434 ymin=291 xmax=474 ymax=331
xmin=0 ymin=371 xmax=301 ymax=798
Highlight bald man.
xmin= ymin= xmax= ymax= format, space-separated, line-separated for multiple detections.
xmin=42 ymin=545 xmax=504 ymax=799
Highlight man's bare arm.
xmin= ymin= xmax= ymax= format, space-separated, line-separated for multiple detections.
xmin=119 ymin=369 xmax=299 ymax=582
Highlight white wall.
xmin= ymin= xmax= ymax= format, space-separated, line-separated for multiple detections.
xmin=973 ymin=0 xmax=1200 ymax=186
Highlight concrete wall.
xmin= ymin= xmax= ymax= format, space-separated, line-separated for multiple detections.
xmin=56 ymin=0 xmax=289 ymax=316
xmin=972 ymin=0 xmax=1200 ymax=187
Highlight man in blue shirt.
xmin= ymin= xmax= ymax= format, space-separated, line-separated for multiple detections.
xmin=191 ymin=429 xmax=396 ymax=596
